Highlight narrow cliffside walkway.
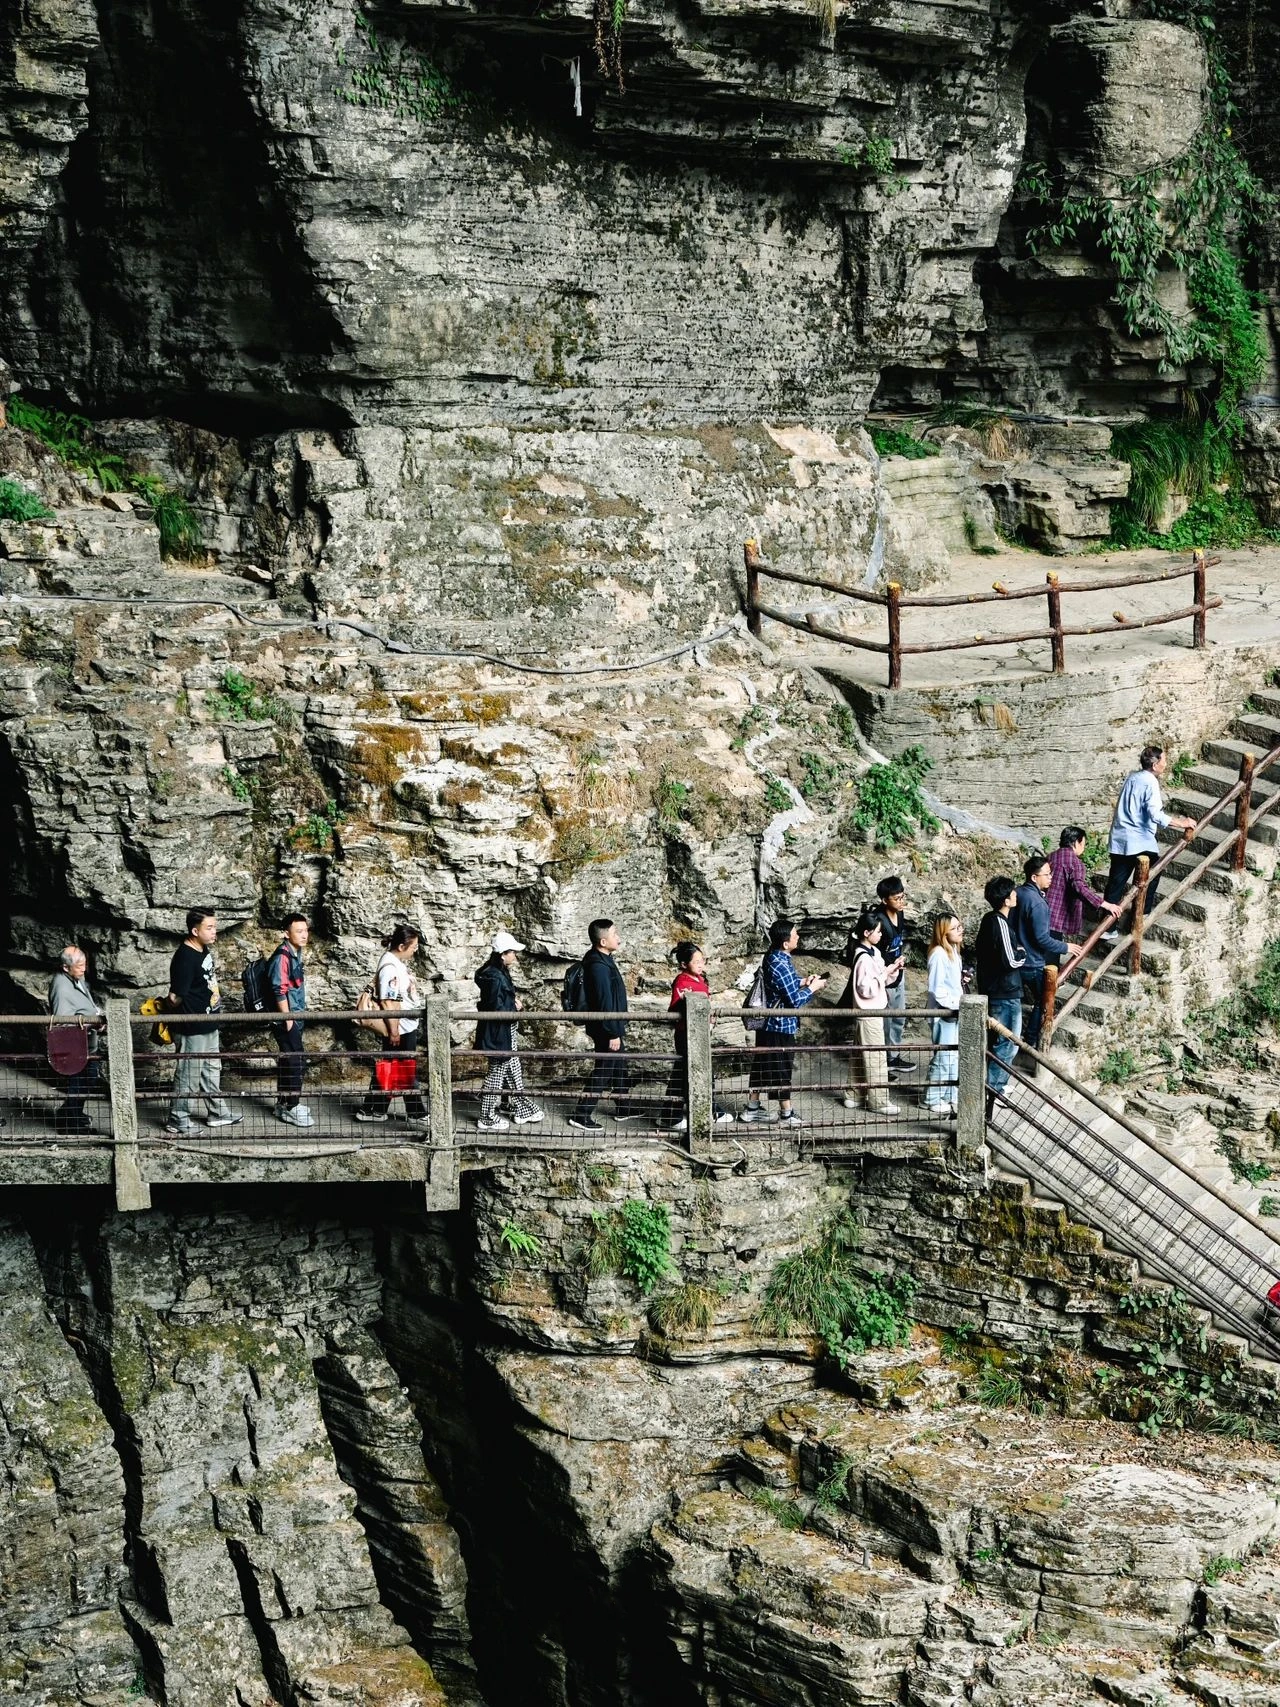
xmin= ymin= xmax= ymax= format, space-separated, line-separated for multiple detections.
xmin=799 ymin=541 xmax=1280 ymax=692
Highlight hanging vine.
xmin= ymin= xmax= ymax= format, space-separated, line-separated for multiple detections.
xmin=1019 ymin=10 xmax=1272 ymax=437
xmin=593 ymin=0 xmax=626 ymax=94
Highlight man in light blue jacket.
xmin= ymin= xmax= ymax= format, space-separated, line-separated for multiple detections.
xmin=1102 ymin=746 xmax=1195 ymax=932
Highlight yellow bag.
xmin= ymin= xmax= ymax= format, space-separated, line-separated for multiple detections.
xmin=140 ymin=996 xmax=172 ymax=1048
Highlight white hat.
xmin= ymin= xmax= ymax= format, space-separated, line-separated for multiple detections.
xmin=492 ymin=930 xmax=525 ymax=954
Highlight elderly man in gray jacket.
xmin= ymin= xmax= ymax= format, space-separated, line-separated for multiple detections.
xmin=48 ymin=945 xmax=104 ymax=1134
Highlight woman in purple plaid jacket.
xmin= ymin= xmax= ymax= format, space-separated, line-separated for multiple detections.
xmin=1046 ymin=828 xmax=1119 ymax=938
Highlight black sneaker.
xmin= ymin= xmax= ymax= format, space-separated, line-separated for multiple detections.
xmin=569 ymin=1115 xmax=604 ymax=1131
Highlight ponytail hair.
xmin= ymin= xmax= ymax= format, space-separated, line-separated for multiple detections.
xmin=381 ymin=924 xmax=420 ymax=953
xmin=673 ymin=940 xmax=701 ymax=968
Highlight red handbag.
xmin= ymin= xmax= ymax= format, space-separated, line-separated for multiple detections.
xmin=1266 ymin=1279 xmax=1280 ymax=1314
xmin=374 ymin=1055 xmax=416 ymax=1094
xmin=47 ymin=1024 xmax=90 ymax=1077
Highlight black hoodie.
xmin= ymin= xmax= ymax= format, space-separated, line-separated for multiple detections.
xmin=474 ymin=955 xmax=517 ymax=1056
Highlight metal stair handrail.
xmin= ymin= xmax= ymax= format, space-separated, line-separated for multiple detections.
xmin=1054 ymin=738 xmax=1280 ymax=1032
xmin=987 ymin=1017 xmax=1280 ymax=1355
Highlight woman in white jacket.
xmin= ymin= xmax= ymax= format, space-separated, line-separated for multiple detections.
xmin=841 ymin=907 xmax=902 ymax=1117
xmin=924 ymin=913 xmax=964 ymax=1116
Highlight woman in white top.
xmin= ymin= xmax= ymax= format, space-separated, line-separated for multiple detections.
xmin=924 ymin=913 xmax=964 ymax=1116
xmin=356 ymin=925 xmax=427 ymax=1125
xmin=841 ymin=908 xmax=902 ymax=1117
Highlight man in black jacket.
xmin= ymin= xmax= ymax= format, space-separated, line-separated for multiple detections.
xmin=474 ymin=931 xmax=543 ymax=1133
xmin=570 ymin=918 xmax=638 ymax=1130
xmin=975 ymin=875 xmax=1025 ymax=1109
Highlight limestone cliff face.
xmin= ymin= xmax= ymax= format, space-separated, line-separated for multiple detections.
xmin=6 ymin=1155 xmax=1277 ymax=1707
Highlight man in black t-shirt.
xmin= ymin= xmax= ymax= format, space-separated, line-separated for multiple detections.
xmin=165 ymin=907 xmax=240 ymax=1135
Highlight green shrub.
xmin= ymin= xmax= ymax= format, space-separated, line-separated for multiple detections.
xmin=650 ymin=1281 xmax=715 ymax=1336
xmin=763 ymin=774 xmax=793 ymax=814
xmin=1099 ymin=1047 xmax=1137 ymax=1087
xmin=498 ymin=1219 xmax=543 ymax=1263
xmin=758 ymin=1211 xmax=916 ymax=1369
xmin=848 ymin=745 xmax=939 ymax=848
xmin=868 ymin=425 xmax=938 ymax=460
xmin=797 ymin=750 xmax=846 ymax=806
xmin=0 ymin=479 xmax=52 ymax=522
xmin=9 ymin=395 xmax=127 ymax=490
xmin=751 ymin=1487 xmax=806 ymax=1530
xmin=207 ymin=668 xmax=293 ymax=726
xmin=618 ymin=1199 xmax=673 ymax=1293
xmin=976 ymin=1358 xmax=1024 ymax=1409
xmin=148 ymin=489 xmax=204 ymax=560
xmin=289 ymin=799 xmax=344 ymax=852
xmin=654 ymin=773 xmax=692 ymax=831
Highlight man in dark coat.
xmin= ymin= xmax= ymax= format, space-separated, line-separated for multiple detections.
xmin=570 ymin=918 xmax=639 ymax=1130
xmin=1015 ymin=854 xmax=1068 ymax=1053
xmin=474 ymin=931 xmax=542 ymax=1133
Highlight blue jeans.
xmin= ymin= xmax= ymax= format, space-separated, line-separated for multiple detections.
xmin=924 ymin=1016 xmax=958 ymax=1111
xmin=986 ymin=998 xmax=1022 ymax=1094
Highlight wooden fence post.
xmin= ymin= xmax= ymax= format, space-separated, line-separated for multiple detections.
xmin=1193 ymin=550 xmax=1207 ymax=649
xmin=425 ymin=996 xmax=459 ymax=1212
xmin=684 ymin=994 xmax=713 ymax=1155
xmin=1129 ymin=854 xmax=1150 ymax=977
xmin=1040 ymin=963 xmax=1059 ymax=1046
xmin=1234 ymin=751 xmax=1255 ymax=873
xmin=887 ymin=582 xmax=903 ymax=689
xmin=744 ymin=539 xmax=762 ymax=639
xmin=956 ymin=995 xmax=988 ymax=1157
xmin=105 ymin=997 xmax=150 ymax=1212
xmin=1046 ymin=572 xmax=1065 ymax=674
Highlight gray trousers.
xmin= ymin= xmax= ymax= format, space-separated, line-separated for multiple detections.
xmin=885 ymin=975 xmax=907 ymax=1054
xmin=171 ymin=1030 xmax=231 ymax=1131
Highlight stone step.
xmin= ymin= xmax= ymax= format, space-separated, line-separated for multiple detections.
xmin=1166 ymin=784 xmax=1280 ymax=846
xmin=1202 ymin=734 xmax=1276 ymax=774
xmin=1166 ymin=819 xmax=1265 ymax=872
xmin=1229 ymin=709 xmax=1280 ymax=754
xmin=1164 ymin=848 xmax=1237 ymax=897
xmin=1182 ymin=757 xmax=1280 ymax=805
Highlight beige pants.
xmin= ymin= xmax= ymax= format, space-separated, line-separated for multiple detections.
xmin=850 ymin=1015 xmax=890 ymax=1112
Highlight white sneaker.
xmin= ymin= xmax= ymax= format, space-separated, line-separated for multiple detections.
xmin=841 ymin=1095 xmax=861 ymax=1110
xmin=739 ymin=1105 xmax=774 ymax=1124
xmin=671 ymin=1117 xmax=689 ymax=1133
xmin=477 ymin=1116 xmax=510 ymax=1132
xmin=1100 ymin=929 xmax=1119 ymax=943
xmin=882 ymin=1102 xmax=904 ymax=1117
xmin=714 ymin=1111 xmax=736 ymax=1126
xmin=778 ymin=1109 xmax=804 ymax=1127
xmin=354 ymin=1111 xmax=388 ymax=1124
xmin=206 ymin=1113 xmax=242 ymax=1129
xmin=513 ymin=1108 xmax=544 ymax=1124
xmin=278 ymin=1106 xmax=315 ymax=1128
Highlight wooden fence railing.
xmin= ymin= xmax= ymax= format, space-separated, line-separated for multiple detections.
xmin=743 ymin=540 xmax=1221 ymax=689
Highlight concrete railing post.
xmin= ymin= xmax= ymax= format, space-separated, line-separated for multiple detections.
xmin=424 ymin=997 xmax=459 ymax=1211
xmin=956 ymin=995 xmax=988 ymax=1158
xmin=684 ymin=994 xmax=713 ymax=1154
xmin=105 ymin=998 xmax=150 ymax=1212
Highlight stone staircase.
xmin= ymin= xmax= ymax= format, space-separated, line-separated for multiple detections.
xmin=991 ymin=678 xmax=1280 ymax=1356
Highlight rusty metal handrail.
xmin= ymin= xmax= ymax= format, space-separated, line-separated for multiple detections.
xmin=986 ymin=1047 xmax=1280 ymax=1355
xmin=744 ymin=539 xmax=1217 ymax=689
xmin=1053 ymin=741 xmax=1280 ymax=1033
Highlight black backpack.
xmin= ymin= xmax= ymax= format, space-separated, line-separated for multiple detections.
xmin=242 ymin=952 xmax=273 ymax=1015
xmin=561 ymin=960 xmax=589 ymax=1024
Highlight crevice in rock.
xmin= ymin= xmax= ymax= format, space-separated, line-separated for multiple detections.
xmin=313 ymin=1326 xmax=485 ymax=1705
xmin=226 ymin=1534 xmax=298 ymax=1707
xmin=27 ymin=1211 xmax=166 ymax=1683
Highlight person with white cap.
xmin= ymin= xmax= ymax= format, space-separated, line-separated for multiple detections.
xmin=474 ymin=930 xmax=542 ymax=1132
